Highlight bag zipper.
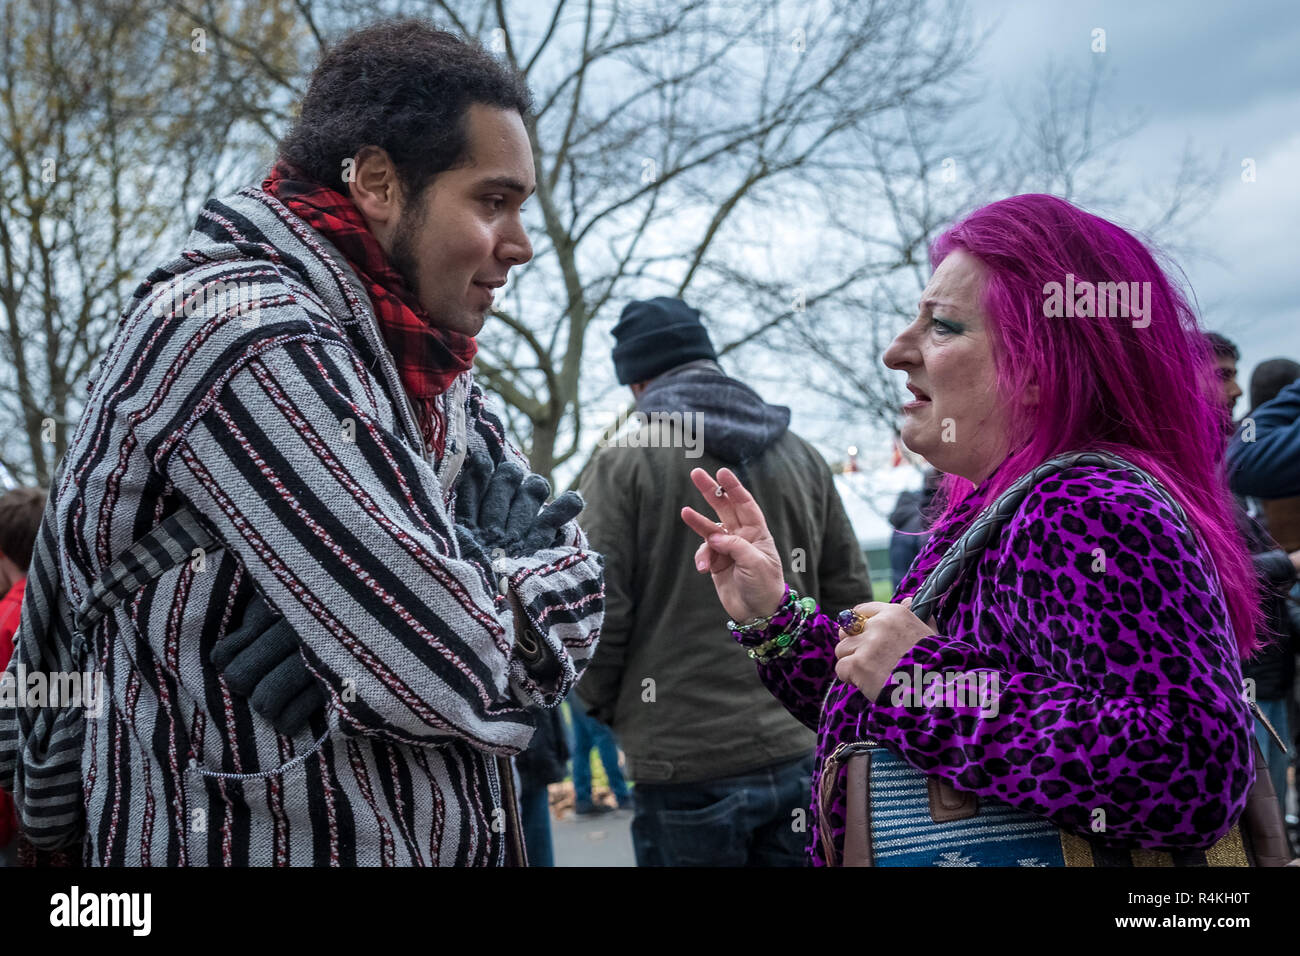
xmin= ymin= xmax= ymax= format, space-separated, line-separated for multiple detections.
xmin=817 ymin=737 xmax=880 ymax=866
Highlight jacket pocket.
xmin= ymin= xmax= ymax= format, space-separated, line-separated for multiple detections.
xmin=116 ymin=555 xmax=333 ymax=778
xmin=179 ymin=731 xmax=330 ymax=866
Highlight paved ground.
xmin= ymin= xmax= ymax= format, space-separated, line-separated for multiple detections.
xmin=551 ymin=804 xmax=636 ymax=867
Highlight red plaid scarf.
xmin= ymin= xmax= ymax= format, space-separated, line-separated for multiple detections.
xmin=262 ymin=161 xmax=477 ymax=458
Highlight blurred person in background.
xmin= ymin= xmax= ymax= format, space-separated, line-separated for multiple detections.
xmin=1246 ymin=357 xmax=1300 ymax=837
xmin=888 ymin=467 xmax=940 ymax=592
xmin=1246 ymin=359 xmax=1300 ymax=555
xmin=0 ymin=487 xmax=46 ymax=868
xmin=1208 ymin=335 xmax=1298 ymax=827
xmin=515 ymin=706 xmax=569 ymax=866
xmin=566 ymin=688 xmax=630 ymax=816
xmin=577 ymin=296 xmax=870 ymax=866
xmin=1229 ymin=356 xmax=1300 ymax=500
xmin=1204 ymin=332 xmax=1243 ymax=427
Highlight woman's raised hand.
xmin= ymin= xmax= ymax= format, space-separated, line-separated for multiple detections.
xmin=680 ymin=467 xmax=785 ymax=624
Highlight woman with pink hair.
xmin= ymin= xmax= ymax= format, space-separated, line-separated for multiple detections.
xmin=682 ymin=194 xmax=1265 ymax=866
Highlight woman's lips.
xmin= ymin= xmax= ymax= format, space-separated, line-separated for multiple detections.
xmin=903 ymin=385 xmax=931 ymax=411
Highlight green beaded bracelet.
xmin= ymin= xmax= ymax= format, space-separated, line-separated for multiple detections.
xmin=745 ymin=594 xmax=818 ymax=662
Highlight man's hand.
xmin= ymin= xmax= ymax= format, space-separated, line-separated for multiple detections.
xmin=833 ymin=600 xmax=936 ymax=698
xmin=211 ymin=594 xmax=327 ymax=736
xmin=456 ymin=447 xmax=584 ymax=558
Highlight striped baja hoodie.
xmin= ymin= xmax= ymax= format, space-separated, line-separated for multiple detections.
xmin=59 ymin=186 xmax=604 ymax=865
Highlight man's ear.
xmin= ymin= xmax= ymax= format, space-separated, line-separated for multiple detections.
xmin=348 ymin=147 xmax=403 ymax=248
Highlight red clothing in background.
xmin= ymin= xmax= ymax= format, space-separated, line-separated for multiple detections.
xmin=0 ymin=575 xmax=25 ymax=849
xmin=0 ymin=575 xmax=23 ymax=666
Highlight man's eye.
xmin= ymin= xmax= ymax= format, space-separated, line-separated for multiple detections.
xmin=483 ymin=197 xmax=505 ymax=212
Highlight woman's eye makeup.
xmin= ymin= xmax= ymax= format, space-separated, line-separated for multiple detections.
xmin=931 ymin=316 xmax=965 ymax=335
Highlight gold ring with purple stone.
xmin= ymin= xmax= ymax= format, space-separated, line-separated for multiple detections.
xmin=836 ymin=608 xmax=869 ymax=636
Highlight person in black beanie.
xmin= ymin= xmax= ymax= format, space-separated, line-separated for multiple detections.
xmin=575 ymin=297 xmax=871 ymax=866
xmin=611 ymin=297 xmax=720 ymax=386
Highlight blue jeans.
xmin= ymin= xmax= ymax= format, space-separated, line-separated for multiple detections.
xmin=566 ymin=693 xmax=629 ymax=806
xmin=518 ymin=782 xmax=554 ymax=867
xmin=630 ymin=753 xmax=815 ymax=866
xmin=1255 ymin=697 xmax=1291 ymax=816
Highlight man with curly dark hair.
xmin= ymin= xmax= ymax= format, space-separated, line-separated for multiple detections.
xmin=276 ymin=19 xmax=536 ymax=343
xmin=0 ymin=18 xmax=604 ymax=867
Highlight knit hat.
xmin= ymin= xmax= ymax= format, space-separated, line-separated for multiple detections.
xmin=611 ymin=297 xmax=718 ymax=385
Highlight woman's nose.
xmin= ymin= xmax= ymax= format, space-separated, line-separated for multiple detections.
xmin=883 ymin=326 xmax=919 ymax=371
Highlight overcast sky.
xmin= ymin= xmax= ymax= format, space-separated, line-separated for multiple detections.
xmin=772 ymin=0 xmax=1300 ymax=480
xmin=967 ymin=0 xmax=1300 ymax=394
xmin=751 ymin=0 xmax=1300 ymax=537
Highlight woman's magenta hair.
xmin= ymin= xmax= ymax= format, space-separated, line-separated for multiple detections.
xmin=927 ymin=193 xmax=1259 ymax=656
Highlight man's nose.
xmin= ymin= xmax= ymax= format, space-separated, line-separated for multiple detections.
xmin=499 ymin=223 xmax=533 ymax=266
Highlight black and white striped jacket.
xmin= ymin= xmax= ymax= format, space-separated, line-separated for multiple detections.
xmin=56 ymin=186 xmax=604 ymax=865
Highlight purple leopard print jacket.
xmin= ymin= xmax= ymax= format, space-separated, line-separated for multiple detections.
xmin=737 ymin=462 xmax=1255 ymax=866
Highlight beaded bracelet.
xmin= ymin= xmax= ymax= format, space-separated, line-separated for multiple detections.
xmin=728 ymin=584 xmax=794 ymax=635
xmin=728 ymin=585 xmax=819 ymax=664
xmin=748 ymin=596 xmax=818 ymax=663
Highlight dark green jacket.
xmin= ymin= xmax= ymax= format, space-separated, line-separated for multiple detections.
xmin=575 ymin=412 xmax=871 ymax=784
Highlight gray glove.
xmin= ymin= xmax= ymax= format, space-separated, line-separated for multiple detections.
xmin=517 ymin=487 xmax=584 ymax=555
xmin=455 ymin=447 xmax=584 ymax=558
xmin=211 ymin=594 xmax=327 ymax=737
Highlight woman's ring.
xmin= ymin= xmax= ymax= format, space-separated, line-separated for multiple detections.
xmin=837 ymin=608 xmax=869 ymax=636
